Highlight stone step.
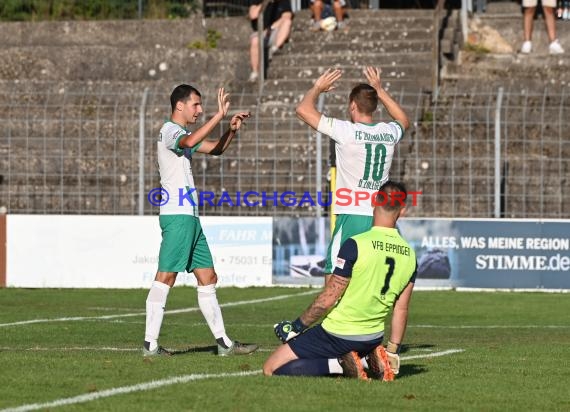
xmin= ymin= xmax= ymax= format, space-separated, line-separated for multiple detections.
xmin=331 ymin=9 xmax=437 ymax=18
xmin=284 ymin=38 xmax=432 ymax=54
xmin=0 ymin=46 xmax=246 ymax=82
xmin=267 ymin=63 xmax=434 ymax=81
xmin=1 ymin=18 xmax=204 ymax=48
xmin=268 ymin=50 xmax=432 ymax=69
xmin=291 ymin=8 xmax=436 ymax=28
xmin=289 ymin=26 xmax=434 ymax=42
xmin=1 ymin=16 xmax=252 ymax=50
xmin=262 ymin=77 xmax=432 ymax=94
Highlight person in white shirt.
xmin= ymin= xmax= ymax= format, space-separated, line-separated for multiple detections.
xmin=144 ymin=84 xmax=257 ymax=357
xmin=296 ymin=67 xmax=410 ymax=285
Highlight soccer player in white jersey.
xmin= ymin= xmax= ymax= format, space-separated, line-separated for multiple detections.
xmin=143 ymin=84 xmax=257 ymax=357
xmin=296 ymin=66 xmax=410 ymax=285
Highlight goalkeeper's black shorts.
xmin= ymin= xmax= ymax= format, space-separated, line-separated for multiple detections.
xmin=288 ymin=325 xmax=383 ymax=359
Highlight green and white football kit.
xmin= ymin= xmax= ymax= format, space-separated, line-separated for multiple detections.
xmin=144 ymin=94 xmax=258 ymax=358
xmin=157 ymin=121 xmax=213 ymax=272
xmin=317 ymin=115 xmax=405 ymax=272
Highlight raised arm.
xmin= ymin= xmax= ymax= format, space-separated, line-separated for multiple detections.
xmin=178 ymin=88 xmax=230 ymax=148
xmin=364 ymin=66 xmax=410 ymax=131
xmin=296 ymin=68 xmax=342 ymax=130
xmin=197 ymin=111 xmax=251 ymax=156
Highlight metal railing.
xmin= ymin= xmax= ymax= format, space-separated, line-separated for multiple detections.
xmin=1 ymin=85 xmax=568 ymax=218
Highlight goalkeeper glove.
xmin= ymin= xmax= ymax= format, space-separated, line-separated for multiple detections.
xmin=386 ymin=341 xmax=401 ymax=375
xmin=273 ymin=318 xmax=307 ymax=343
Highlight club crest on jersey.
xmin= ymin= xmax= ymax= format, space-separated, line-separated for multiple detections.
xmin=335 ymin=257 xmax=346 ymax=269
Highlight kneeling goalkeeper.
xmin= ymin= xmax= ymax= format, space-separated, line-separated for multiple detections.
xmin=264 ymin=181 xmax=417 ymax=380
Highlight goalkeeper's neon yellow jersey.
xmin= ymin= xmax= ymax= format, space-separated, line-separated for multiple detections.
xmin=321 ymin=226 xmax=417 ymax=336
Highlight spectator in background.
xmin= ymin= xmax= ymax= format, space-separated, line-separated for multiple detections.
xmin=310 ymin=0 xmax=347 ymax=32
xmin=248 ymin=0 xmax=294 ymax=82
xmin=521 ymin=0 xmax=564 ymax=54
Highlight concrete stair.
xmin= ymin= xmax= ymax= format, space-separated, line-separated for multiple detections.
xmin=265 ymin=9 xmax=435 ymax=95
xmin=441 ymin=2 xmax=570 ymax=91
xmin=3 ymin=6 xmax=566 ymax=218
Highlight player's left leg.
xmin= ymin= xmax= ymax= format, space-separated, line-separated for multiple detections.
xmin=192 ymin=267 xmax=230 ymax=347
xmin=543 ymin=5 xmax=564 ymax=53
xmin=190 ymin=222 xmax=257 ymax=356
xmin=265 ymin=325 xmax=380 ymax=378
xmin=263 ymin=343 xmax=299 ymax=376
xmin=193 ymin=267 xmax=258 ymax=356
xmin=264 ymin=327 xmax=334 ymax=376
xmin=543 ymin=7 xmax=556 ymax=42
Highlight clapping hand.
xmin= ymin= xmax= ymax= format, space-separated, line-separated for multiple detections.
xmin=364 ymin=66 xmax=383 ymax=92
xmin=230 ymin=111 xmax=251 ymax=132
xmin=217 ymin=87 xmax=230 ymax=117
xmin=314 ymin=68 xmax=342 ymax=93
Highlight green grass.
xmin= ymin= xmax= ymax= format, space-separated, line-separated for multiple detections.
xmin=1 ymin=288 xmax=569 ymax=411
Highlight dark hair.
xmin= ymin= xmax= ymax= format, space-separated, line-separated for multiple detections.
xmin=170 ymin=84 xmax=201 ymax=113
xmin=349 ymin=83 xmax=378 ymax=115
xmin=375 ymin=180 xmax=408 ymax=212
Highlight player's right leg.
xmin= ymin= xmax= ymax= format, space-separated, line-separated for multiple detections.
xmin=143 ymin=271 xmax=176 ymax=356
xmin=267 ymin=325 xmax=380 ymax=378
xmin=143 ymin=215 xmax=193 ymax=356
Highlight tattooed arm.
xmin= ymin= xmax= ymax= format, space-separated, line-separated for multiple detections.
xmin=298 ymin=275 xmax=349 ymax=326
xmin=273 ymin=239 xmax=355 ymax=342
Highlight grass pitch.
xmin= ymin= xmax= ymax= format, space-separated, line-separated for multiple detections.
xmin=0 ymin=287 xmax=569 ymax=411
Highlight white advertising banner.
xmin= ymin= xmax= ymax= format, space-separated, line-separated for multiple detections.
xmin=7 ymin=215 xmax=272 ymax=288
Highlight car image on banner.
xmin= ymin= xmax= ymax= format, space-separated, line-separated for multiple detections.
xmin=273 ymin=217 xmax=328 ymax=285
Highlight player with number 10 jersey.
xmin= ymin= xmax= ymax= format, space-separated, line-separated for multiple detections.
xmin=317 ymin=115 xmax=404 ymax=215
xmin=296 ymin=67 xmax=410 ymax=281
